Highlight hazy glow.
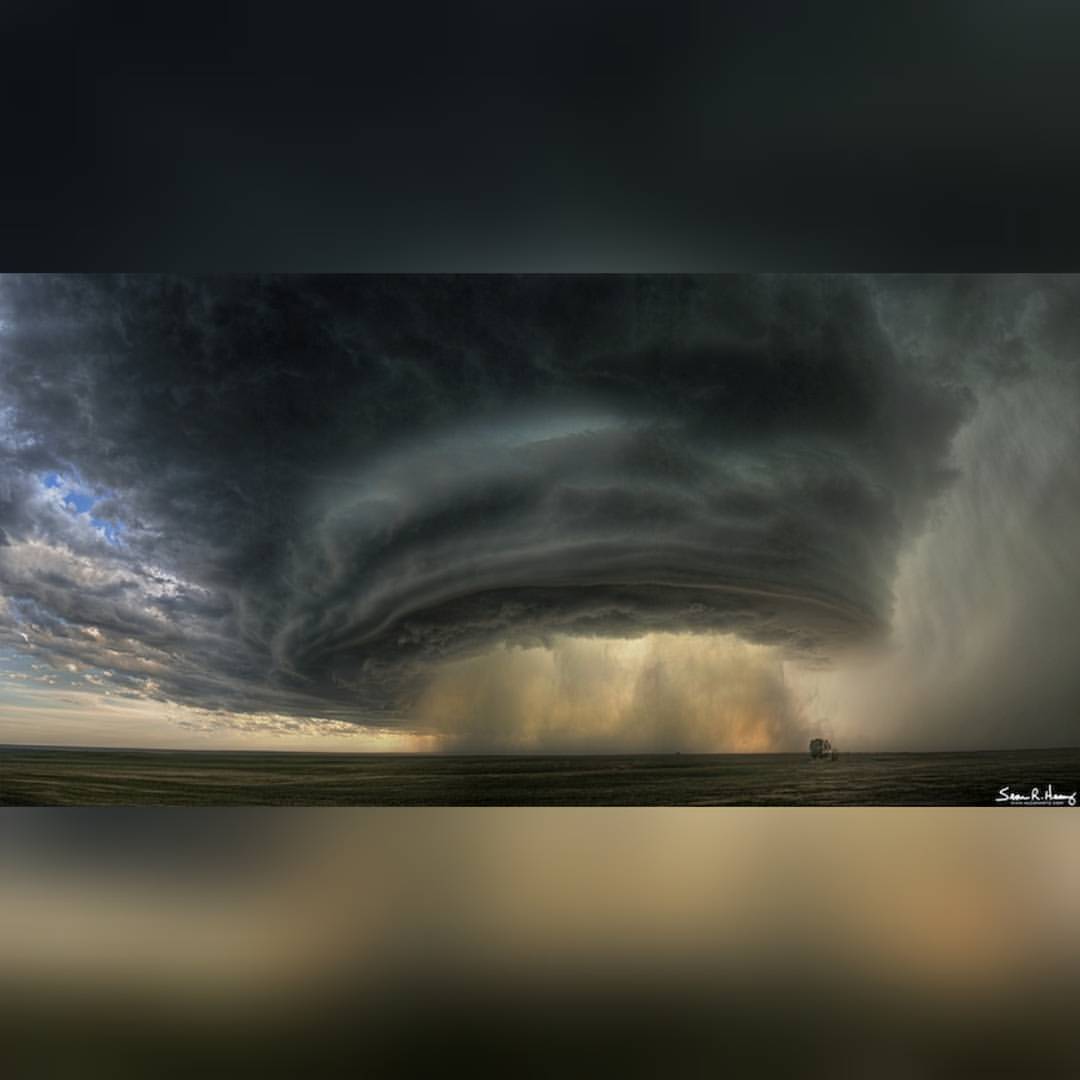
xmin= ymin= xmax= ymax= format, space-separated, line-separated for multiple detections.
xmin=0 ymin=682 xmax=419 ymax=753
xmin=788 ymin=369 xmax=1080 ymax=750
xmin=8 ymin=808 xmax=1069 ymax=993
xmin=413 ymin=633 xmax=807 ymax=752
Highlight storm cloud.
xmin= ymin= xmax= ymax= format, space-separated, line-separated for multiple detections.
xmin=1 ymin=275 xmax=1075 ymax=748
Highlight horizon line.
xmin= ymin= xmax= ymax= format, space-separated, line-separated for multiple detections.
xmin=3 ymin=742 xmax=1079 ymax=758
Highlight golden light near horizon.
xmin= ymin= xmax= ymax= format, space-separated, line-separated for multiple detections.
xmin=412 ymin=632 xmax=808 ymax=753
xmin=0 ymin=679 xmax=421 ymax=753
xmin=0 ymin=630 xmax=814 ymax=754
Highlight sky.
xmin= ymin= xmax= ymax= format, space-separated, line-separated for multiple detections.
xmin=0 ymin=274 xmax=1078 ymax=752
xmin=12 ymin=3 xmax=1080 ymax=273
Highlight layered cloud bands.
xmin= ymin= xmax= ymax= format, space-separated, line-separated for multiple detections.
xmin=0 ymin=276 xmax=977 ymax=741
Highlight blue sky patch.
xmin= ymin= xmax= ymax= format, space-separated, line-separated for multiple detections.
xmin=41 ymin=472 xmax=125 ymax=545
xmin=64 ymin=490 xmax=95 ymax=514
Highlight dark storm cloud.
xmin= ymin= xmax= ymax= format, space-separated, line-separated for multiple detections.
xmin=0 ymin=275 xmax=982 ymax=724
xmin=11 ymin=3 xmax=1080 ymax=270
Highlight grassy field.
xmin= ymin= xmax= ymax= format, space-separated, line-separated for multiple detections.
xmin=3 ymin=745 xmax=1079 ymax=805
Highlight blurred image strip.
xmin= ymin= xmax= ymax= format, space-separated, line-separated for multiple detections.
xmin=2 ymin=808 xmax=1077 ymax=1078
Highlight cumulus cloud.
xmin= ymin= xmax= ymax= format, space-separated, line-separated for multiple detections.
xmin=1 ymin=274 xmax=1075 ymax=748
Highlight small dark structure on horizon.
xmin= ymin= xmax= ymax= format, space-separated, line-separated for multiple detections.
xmin=809 ymin=737 xmax=838 ymax=760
